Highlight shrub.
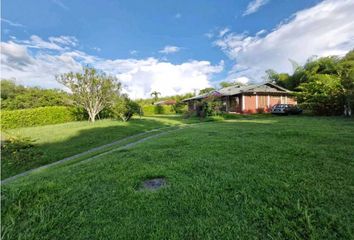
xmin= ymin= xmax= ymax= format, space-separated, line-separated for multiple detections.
xmin=256 ymin=108 xmax=265 ymax=114
xmin=112 ymin=97 xmax=141 ymax=122
xmin=1 ymin=80 xmax=72 ymax=110
xmin=172 ymin=102 xmax=188 ymax=114
xmin=0 ymin=106 xmax=78 ymax=129
xmin=195 ymin=97 xmax=223 ymax=118
xmin=141 ymin=105 xmax=175 ymax=116
xmin=1 ymin=135 xmax=42 ymax=166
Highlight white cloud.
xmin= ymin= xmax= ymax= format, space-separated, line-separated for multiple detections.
xmin=49 ymin=36 xmax=78 ymax=47
xmin=1 ymin=36 xmax=223 ymax=98
xmin=0 ymin=41 xmax=33 ymax=68
xmin=129 ymin=50 xmax=138 ymax=55
xmin=219 ymin=28 xmax=230 ymax=37
xmin=243 ymin=0 xmax=270 ymax=16
xmin=52 ymin=0 xmax=69 ymax=10
xmin=175 ymin=13 xmax=182 ymax=19
xmin=159 ymin=45 xmax=180 ymax=54
xmin=256 ymin=29 xmax=267 ymax=36
xmin=92 ymin=47 xmax=101 ymax=52
xmin=216 ymin=0 xmax=354 ymax=82
xmin=235 ymin=77 xmax=250 ymax=84
xmin=204 ymin=32 xmax=214 ymax=39
xmin=96 ymin=58 xmax=223 ymax=98
xmin=17 ymin=35 xmax=77 ymax=51
xmin=1 ymin=18 xmax=25 ymax=27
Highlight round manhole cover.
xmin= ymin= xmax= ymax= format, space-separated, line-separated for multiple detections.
xmin=140 ymin=177 xmax=167 ymax=191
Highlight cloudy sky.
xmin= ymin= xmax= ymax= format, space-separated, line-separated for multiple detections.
xmin=1 ymin=0 xmax=354 ymax=98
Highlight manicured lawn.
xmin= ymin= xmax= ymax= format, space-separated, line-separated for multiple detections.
xmin=1 ymin=115 xmax=199 ymax=179
xmin=2 ymin=116 xmax=354 ymax=239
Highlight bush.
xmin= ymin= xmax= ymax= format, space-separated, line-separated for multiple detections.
xmin=112 ymin=97 xmax=141 ymax=121
xmin=72 ymin=107 xmax=114 ymax=120
xmin=172 ymin=102 xmax=188 ymax=114
xmin=0 ymin=106 xmax=78 ymax=129
xmin=195 ymin=97 xmax=223 ymax=118
xmin=1 ymin=80 xmax=72 ymax=110
xmin=256 ymin=108 xmax=265 ymax=114
xmin=142 ymin=105 xmax=175 ymax=116
xmin=1 ymin=135 xmax=42 ymax=166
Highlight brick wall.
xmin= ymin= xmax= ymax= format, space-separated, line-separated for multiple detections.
xmin=243 ymin=95 xmax=257 ymax=113
xmin=242 ymin=94 xmax=297 ymax=113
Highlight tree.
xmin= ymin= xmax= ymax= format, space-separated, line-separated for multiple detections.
xmin=57 ymin=67 xmax=121 ymax=122
xmin=219 ymin=81 xmax=246 ymax=88
xmin=1 ymin=80 xmax=71 ymax=110
xmin=199 ymin=87 xmax=215 ymax=94
xmin=266 ymin=49 xmax=354 ymax=116
xmin=219 ymin=81 xmax=234 ymax=88
xmin=0 ymin=80 xmax=25 ymax=100
xmin=112 ymin=95 xmax=141 ymax=121
xmin=296 ymin=74 xmax=343 ymax=115
xmin=150 ymin=91 xmax=161 ymax=101
xmin=265 ymin=69 xmax=292 ymax=89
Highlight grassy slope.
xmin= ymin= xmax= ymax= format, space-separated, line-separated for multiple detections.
xmin=1 ymin=116 xmax=199 ymax=179
xmin=2 ymin=116 xmax=354 ymax=239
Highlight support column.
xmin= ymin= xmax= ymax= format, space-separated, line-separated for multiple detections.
xmin=267 ymin=95 xmax=270 ymax=108
xmin=226 ymin=96 xmax=229 ymax=112
xmin=242 ymin=95 xmax=245 ymax=112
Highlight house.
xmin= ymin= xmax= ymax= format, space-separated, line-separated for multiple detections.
xmin=182 ymin=82 xmax=297 ymax=114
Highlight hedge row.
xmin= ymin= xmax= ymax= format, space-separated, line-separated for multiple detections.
xmin=142 ymin=105 xmax=175 ymax=116
xmin=1 ymin=106 xmax=78 ymax=129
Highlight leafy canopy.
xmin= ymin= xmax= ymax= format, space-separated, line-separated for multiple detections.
xmin=57 ymin=67 xmax=121 ymax=122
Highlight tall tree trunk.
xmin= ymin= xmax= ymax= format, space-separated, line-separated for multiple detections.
xmin=88 ymin=110 xmax=96 ymax=122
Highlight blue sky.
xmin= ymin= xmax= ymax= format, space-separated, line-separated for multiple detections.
xmin=1 ymin=0 xmax=354 ymax=98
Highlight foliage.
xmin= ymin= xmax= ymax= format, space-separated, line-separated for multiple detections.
xmin=150 ymin=91 xmax=161 ymax=102
xmin=57 ymin=67 xmax=121 ymax=122
xmin=199 ymin=87 xmax=215 ymax=94
xmin=256 ymin=108 xmax=265 ymax=114
xmin=141 ymin=105 xmax=175 ymax=116
xmin=195 ymin=96 xmax=223 ymax=118
xmin=171 ymin=102 xmax=188 ymax=114
xmin=1 ymin=136 xmax=42 ymax=166
xmin=266 ymin=49 xmax=354 ymax=115
xmin=219 ymin=81 xmax=246 ymax=88
xmin=1 ymin=80 xmax=26 ymax=100
xmin=112 ymin=96 xmax=141 ymax=121
xmin=136 ymin=92 xmax=194 ymax=106
xmin=296 ymin=74 xmax=343 ymax=115
xmin=0 ymin=106 xmax=77 ymax=129
xmin=1 ymin=80 xmax=72 ymax=110
xmin=338 ymin=55 xmax=354 ymax=116
xmin=154 ymin=105 xmax=164 ymax=114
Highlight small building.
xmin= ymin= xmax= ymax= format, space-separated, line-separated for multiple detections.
xmin=182 ymin=82 xmax=297 ymax=114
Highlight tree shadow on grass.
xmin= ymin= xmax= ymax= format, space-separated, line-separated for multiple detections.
xmin=1 ymin=116 xmax=189 ymax=179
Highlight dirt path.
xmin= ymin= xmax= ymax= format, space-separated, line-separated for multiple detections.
xmin=1 ymin=125 xmax=187 ymax=185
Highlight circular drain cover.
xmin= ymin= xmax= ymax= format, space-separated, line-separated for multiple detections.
xmin=141 ymin=178 xmax=167 ymax=190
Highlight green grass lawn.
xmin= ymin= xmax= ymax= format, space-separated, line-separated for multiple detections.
xmin=1 ymin=115 xmax=202 ymax=179
xmin=2 ymin=116 xmax=354 ymax=239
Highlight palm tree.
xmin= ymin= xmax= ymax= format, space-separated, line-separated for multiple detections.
xmin=150 ymin=91 xmax=161 ymax=101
